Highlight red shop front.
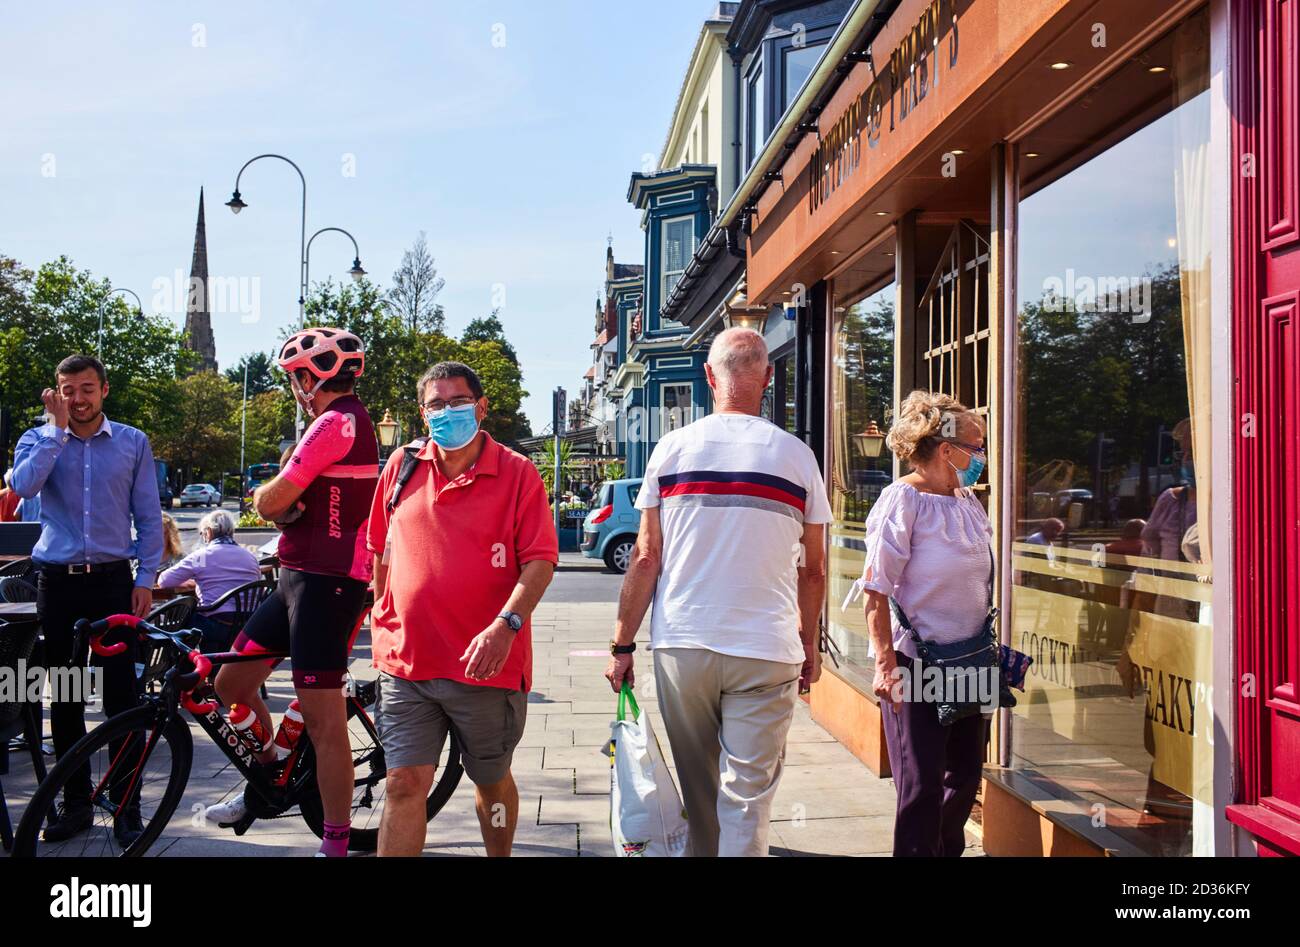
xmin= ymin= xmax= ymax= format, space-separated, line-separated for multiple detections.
xmin=1226 ymin=0 xmax=1300 ymax=858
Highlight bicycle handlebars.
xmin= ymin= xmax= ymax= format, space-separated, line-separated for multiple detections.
xmin=73 ymin=614 xmax=217 ymax=714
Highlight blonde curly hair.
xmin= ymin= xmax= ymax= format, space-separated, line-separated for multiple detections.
xmin=886 ymin=390 xmax=985 ymax=467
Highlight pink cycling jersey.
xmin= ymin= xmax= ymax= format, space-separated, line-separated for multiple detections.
xmin=278 ymin=394 xmax=379 ymax=582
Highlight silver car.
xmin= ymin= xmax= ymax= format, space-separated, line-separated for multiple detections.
xmin=179 ymin=483 xmax=221 ymax=507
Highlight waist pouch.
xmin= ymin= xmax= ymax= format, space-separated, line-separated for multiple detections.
xmin=889 ymin=600 xmax=1006 ymax=727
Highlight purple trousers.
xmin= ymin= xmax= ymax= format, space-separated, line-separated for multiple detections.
xmin=881 ymin=695 xmax=988 ymax=857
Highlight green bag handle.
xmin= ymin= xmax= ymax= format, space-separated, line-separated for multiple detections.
xmin=617 ymin=682 xmax=640 ymax=721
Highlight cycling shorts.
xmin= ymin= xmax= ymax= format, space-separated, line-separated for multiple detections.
xmin=233 ymin=567 xmax=369 ymax=690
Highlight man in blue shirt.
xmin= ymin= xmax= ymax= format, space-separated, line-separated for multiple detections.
xmin=11 ymin=353 xmax=163 ymax=847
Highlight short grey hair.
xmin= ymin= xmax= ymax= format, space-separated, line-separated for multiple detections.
xmin=417 ymin=361 xmax=484 ymax=403
xmin=199 ymin=509 xmax=237 ymax=541
xmin=707 ymin=327 xmax=769 ymax=378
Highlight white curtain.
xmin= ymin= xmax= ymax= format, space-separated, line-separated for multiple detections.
xmin=1171 ymin=12 xmax=1213 ymax=856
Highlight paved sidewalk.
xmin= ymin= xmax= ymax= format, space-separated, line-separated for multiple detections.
xmin=10 ymin=570 xmax=981 ymax=856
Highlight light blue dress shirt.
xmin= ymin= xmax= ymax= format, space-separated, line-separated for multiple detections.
xmin=11 ymin=416 xmax=164 ymax=588
xmin=17 ymin=494 xmax=41 ymax=522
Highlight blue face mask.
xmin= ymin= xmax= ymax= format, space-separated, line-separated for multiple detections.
xmin=1180 ymin=459 xmax=1196 ymax=487
xmin=950 ymin=449 xmax=985 ymax=489
xmin=425 ymin=403 xmax=480 ymax=450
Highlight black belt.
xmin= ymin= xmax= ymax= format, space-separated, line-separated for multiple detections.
xmin=40 ymin=559 xmax=131 ymax=576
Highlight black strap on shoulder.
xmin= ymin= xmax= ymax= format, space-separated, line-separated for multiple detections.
xmin=386 ymin=436 xmax=430 ymax=514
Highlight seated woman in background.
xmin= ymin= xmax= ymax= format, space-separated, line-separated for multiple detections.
xmin=158 ymin=509 xmax=261 ymax=651
xmin=160 ymin=513 xmax=185 ymax=570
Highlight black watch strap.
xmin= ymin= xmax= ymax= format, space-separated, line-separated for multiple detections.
xmin=610 ymin=641 xmax=636 ymax=655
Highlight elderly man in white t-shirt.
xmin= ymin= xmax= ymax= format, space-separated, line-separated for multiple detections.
xmin=605 ymin=327 xmax=831 ymax=857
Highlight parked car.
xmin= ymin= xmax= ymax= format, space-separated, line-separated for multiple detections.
xmin=1053 ymin=488 xmax=1093 ymax=516
xmin=853 ymin=469 xmax=892 ymax=487
xmin=580 ymin=478 xmax=643 ymax=574
xmin=179 ymin=483 xmax=221 ymax=507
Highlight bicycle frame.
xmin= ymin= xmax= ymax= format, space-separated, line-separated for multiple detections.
xmin=79 ymin=615 xmax=381 ymax=824
xmin=182 ymin=651 xmax=380 ymax=813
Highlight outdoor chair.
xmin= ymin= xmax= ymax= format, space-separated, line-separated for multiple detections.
xmin=0 ymin=577 xmax=37 ymax=605
xmin=200 ymin=578 xmax=277 ymax=698
xmin=258 ymin=555 xmax=280 ymax=585
xmin=140 ymin=596 xmax=200 ymax=685
xmin=0 ymin=558 xmax=35 ymax=581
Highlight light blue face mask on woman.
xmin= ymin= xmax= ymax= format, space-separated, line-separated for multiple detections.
xmin=950 ymin=448 xmax=985 ymax=489
xmin=425 ymin=403 xmax=480 ymax=450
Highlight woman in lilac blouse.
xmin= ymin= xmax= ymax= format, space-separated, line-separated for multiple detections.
xmin=158 ymin=509 xmax=261 ymax=651
xmin=858 ymin=390 xmax=992 ymax=857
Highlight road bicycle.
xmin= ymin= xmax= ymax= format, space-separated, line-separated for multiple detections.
xmin=11 ymin=613 xmax=463 ymax=857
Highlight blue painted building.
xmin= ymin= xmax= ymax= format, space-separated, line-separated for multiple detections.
xmin=617 ymin=165 xmax=718 ymax=476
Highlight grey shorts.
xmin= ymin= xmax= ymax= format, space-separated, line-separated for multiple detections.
xmin=376 ymin=673 xmax=527 ymax=786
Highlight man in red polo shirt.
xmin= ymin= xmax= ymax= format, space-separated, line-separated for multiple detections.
xmin=367 ymin=361 xmax=557 ymax=857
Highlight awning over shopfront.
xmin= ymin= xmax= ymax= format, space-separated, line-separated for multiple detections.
xmin=744 ymin=0 xmax=1198 ymax=305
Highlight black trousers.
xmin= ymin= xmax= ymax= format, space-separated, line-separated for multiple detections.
xmin=37 ymin=562 xmax=141 ymax=805
xmin=881 ymin=694 xmax=988 ymax=857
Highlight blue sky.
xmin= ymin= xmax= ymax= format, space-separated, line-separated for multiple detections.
xmin=0 ymin=1 xmax=711 ymax=431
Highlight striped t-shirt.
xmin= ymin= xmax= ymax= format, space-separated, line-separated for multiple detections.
xmin=636 ymin=412 xmax=832 ymax=664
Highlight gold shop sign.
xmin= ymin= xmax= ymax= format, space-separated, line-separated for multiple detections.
xmin=809 ymin=0 xmax=960 ymax=213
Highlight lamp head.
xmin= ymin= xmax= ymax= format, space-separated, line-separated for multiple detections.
xmin=226 ymin=190 xmax=247 ymax=214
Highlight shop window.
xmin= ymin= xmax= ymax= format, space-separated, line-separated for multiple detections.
xmin=746 ymin=64 xmax=765 ymax=169
xmin=918 ymin=219 xmax=992 ymax=496
xmin=1010 ymin=8 xmax=1211 ymax=856
xmin=659 ymin=382 xmax=695 ymax=437
xmin=826 ymin=282 xmax=895 ymax=682
xmin=782 ymin=41 xmax=826 ymax=110
xmin=661 ymin=217 xmax=695 ymax=306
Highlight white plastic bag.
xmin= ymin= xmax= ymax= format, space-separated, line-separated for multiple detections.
xmin=609 ymin=684 xmax=690 ymax=857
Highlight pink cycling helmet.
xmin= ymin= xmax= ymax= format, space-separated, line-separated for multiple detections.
xmin=277 ymin=326 xmax=365 ymax=386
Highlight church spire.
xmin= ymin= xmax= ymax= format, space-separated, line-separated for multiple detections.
xmin=184 ymin=187 xmax=218 ymax=372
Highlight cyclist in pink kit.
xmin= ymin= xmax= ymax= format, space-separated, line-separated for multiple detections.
xmin=204 ymin=327 xmax=378 ymax=856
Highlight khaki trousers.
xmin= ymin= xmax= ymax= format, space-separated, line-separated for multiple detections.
xmin=652 ymin=647 xmax=801 ymax=857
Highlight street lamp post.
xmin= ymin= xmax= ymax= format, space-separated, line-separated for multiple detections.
xmin=96 ymin=287 xmax=145 ymax=357
xmin=304 ymin=227 xmax=367 ymax=301
xmin=226 ymin=153 xmax=308 ymax=435
xmin=376 ymin=409 xmax=399 ymax=462
xmin=239 ymin=358 xmax=250 ymax=513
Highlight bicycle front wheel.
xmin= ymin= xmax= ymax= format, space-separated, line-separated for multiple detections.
xmin=11 ymin=704 xmax=193 ymax=858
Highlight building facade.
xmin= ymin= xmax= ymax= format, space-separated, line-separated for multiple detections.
xmin=660 ymin=0 xmax=1300 ymax=857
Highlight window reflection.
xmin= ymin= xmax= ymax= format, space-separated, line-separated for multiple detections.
xmin=1011 ymin=8 xmax=1211 ymax=856
xmin=827 ymin=283 xmax=894 ymax=681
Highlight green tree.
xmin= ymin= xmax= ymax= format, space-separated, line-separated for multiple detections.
xmin=224 ymin=351 xmax=278 ymax=396
xmin=460 ymin=338 xmax=531 ymax=445
xmin=461 ymin=310 xmax=518 ymax=365
xmin=0 ymin=254 xmax=194 ymax=463
xmin=238 ymin=388 xmax=296 ymax=467
xmin=305 ymin=277 xmax=434 ymax=442
xmin=388 ymin=231 xmax=446 ymax=334
xmin=532 ymin=437 xmax=577 ymax=501
xmin=151 ymin=370 xmax=242 ymax=485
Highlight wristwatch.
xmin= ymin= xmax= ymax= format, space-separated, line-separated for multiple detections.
xmin=610 ymin=641 xmax=636 ymax=655
xmin=498 ymin=611 xmax=523 ymax=633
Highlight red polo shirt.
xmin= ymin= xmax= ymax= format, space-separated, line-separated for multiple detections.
xmin=366 ymin=432 xmax=558 ymax=691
